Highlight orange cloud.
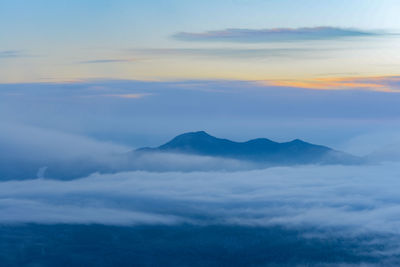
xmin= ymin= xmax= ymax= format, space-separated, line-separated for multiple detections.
xmin=260 ymin=76 xmax=400 ymax=93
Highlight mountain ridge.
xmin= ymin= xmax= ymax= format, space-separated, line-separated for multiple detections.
xmin=137 ymin=131 xmax=362 ymax=165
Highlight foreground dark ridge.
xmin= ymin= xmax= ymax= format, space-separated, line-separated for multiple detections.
xmin=137 ymin=131 xmax=362 ymax=165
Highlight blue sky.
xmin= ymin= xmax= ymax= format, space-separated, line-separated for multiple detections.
xmin=1 ymin=0 xmax=399 ymax=83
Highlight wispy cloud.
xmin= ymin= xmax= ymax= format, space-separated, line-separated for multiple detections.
xmin=0 ymin=50 xmax=25 ymax=58
xmin=131 ymin=47 xmax=324 ymax=60
xmin=80 ymin=58 xmax=138 ymax=64
xmin=261 ymin=76 xmax=400 ymax=92
xmin=173 ymin=27 xmax=378 ymax=43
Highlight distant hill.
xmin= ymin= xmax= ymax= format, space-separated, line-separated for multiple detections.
xmin=137 ymin=131 xmax=362 ymax=165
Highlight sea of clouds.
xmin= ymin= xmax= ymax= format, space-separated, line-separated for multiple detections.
xmin=2 ymin=163 xmax=400 ymax=236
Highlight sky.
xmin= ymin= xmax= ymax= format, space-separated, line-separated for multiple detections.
xmin=1 ymin=0 xmax=400 ymax=83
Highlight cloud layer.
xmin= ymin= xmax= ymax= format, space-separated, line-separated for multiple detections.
xmin=2 ymin=163 xmax=400 ymax=235
xmin=2 ymin=79 xmax=400 ymax=156
xmin=3 ymin=163 xmax=400 ymax=261
xmin=173 ymin=27 xmax=376 ymax=42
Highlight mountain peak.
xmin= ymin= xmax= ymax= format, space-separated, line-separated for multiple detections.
xmin=167 ymin=131 xmax=216 ymax=142
xmin=182 ymin=131 xmax=212 ymax=137
xmin=158 ymin=131 xmax=225 ymax=152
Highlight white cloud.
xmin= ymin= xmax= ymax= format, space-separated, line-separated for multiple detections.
xmin=2 ymin=163 xmax=400 ymax=236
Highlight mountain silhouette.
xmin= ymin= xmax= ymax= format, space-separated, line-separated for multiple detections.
xmin=137 ymin=131 xmax=362 ymax=165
